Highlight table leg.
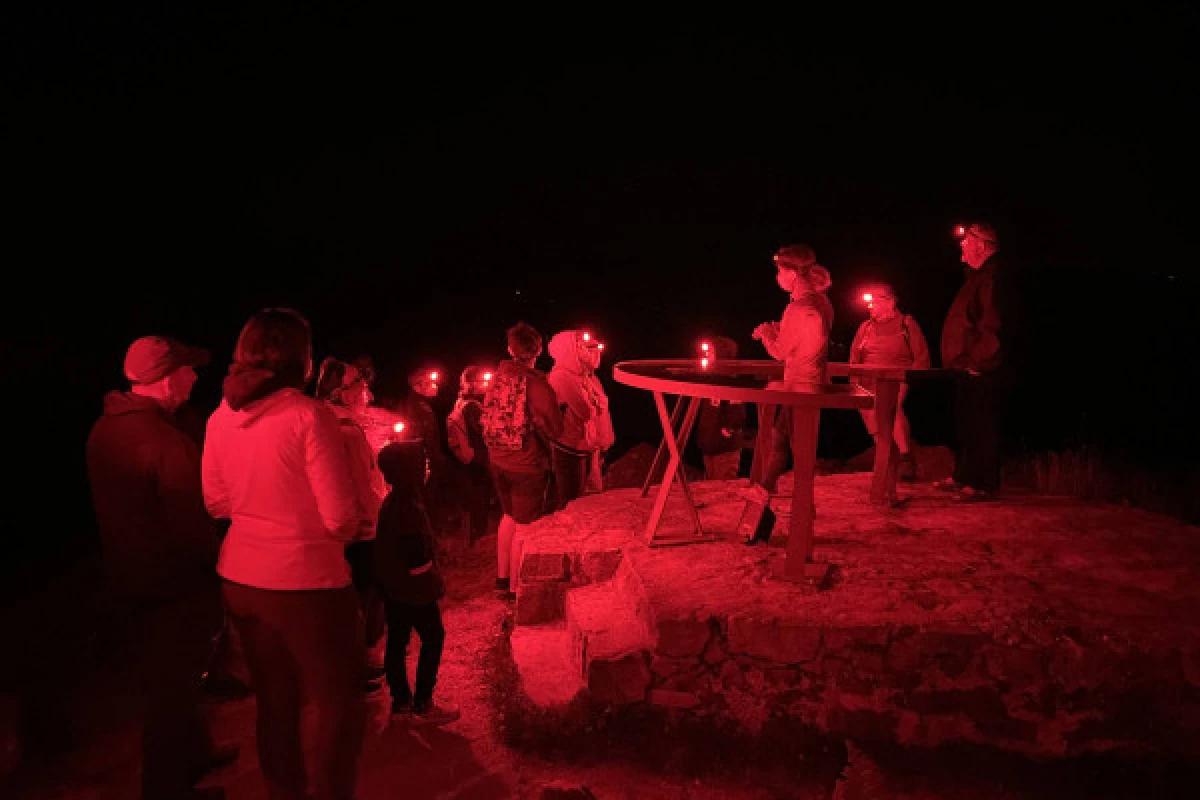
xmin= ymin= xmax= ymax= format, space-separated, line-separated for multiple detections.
xmin=781 ymin=407 xmax=825 ymax=581
xmin=644 ymin=393 xmax=705 ymax=543
xmin=674 ymin=397 xmax=704 ymax=534
xmin=641 ymin=395 xmax=687 ymax=498
xmin=869 ymin=378 xmax=902 ymax=505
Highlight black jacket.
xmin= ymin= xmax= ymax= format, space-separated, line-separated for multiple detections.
xmin=695 ymin=400 xmax=747 ymax=456
xmin=372 ymin=491 xmax=445 ymax=606
xmin=941 ymin=255 xmax=1008 ymax=374
xmin=86 ymin=392 xmax=221 ymax=605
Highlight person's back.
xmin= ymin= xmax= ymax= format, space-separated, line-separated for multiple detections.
xmin=205 ymin=387 xmax=361 ymax=589
xmin=85 ymin=334 xmax=233 ymax=800
xmin=483 ymin=321 xmax=564 ymax=595
xmin=88 ymin=390 xmax=220 ymax=604
xmin=483 ymin=357 xmax=561 ymax=475
xmin=202 ymin=307 xmax=367 ymax=800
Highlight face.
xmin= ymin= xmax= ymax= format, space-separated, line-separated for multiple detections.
xmin=869 ymin=292 xmax=897 ymax=320
xmin=342 ymin=368 xmax=373 ymax=409
xmin=164 ymin=366 xmax=197 ymax=411
xmin=960 ymin=231 xmax=991 ymax=270
xmin=413 ymin=378 xmax=438 ymax=399
xmin=582 ymin=343 xmax=602 ymax=370
xmin=775 ymin=266 xmax=797 ymax=293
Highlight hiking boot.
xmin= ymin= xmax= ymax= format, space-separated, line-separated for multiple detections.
xmin=410 ymin=701 xmax=461 ymax=727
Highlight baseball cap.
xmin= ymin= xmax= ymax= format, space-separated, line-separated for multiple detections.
xmin=123 ymin=335 xmax=211 ymax=385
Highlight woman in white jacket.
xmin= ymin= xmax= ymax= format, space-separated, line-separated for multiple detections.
xmin=203 ymin=308 xmax=366 ymax=800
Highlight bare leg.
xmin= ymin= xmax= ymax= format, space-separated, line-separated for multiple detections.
xmin=496 ymin=514 xmax=516 ymax=580
xmin=508 ymin=524 xmax=528 ymax=590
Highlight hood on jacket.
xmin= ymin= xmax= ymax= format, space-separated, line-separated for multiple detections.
xmin=547 ymin=330 xmax=587 ymax=375
xmin=223 ymin=364 xmax=294 ymax=412
xmin=101 ymin=390 xmax=168 ymax=418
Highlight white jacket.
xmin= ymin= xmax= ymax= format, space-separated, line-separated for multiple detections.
xmin=203 ymin=388 xmax=362 ymax=590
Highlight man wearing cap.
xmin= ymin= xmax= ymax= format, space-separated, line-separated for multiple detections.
xmin=938 ymin=222 xmax=1006 ymax=501
xmin=86 ymin=335 xmax=234 ymax=800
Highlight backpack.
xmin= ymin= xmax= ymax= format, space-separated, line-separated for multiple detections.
xmin=481 ymin=372 xmax=529 ymax=451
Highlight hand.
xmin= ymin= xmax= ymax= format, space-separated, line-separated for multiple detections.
xmin=752 ymin=322 xmax=779 ymax=341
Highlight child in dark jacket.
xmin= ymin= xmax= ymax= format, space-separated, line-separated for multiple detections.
xmin=374 ymin=441 xmax=460 ymax=726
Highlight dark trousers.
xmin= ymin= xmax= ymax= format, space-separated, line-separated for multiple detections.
xmin=383 ymin=600 xmax=445 ymax=710
xmin=462 ymin=461 xmax=495 ymax=541
xmin=222 ymin=582 xmax=365 ymax=800
xmin=137 ymin=590 xmax=224 ymax=800
xmin=748 ymin=404 xmax=792 ymax=493
xmin=953 ymin=372 xmax=1002 ymax=492
xmin=551 ymin=448 xmax=589 ymax=511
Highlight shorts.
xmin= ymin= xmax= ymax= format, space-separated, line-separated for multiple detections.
xmin=489 ymin=467 xmax=551 ymax=524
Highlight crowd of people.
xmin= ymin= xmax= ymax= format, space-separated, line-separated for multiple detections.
xmin=84 ymin=220 xmax=1008 ymax=799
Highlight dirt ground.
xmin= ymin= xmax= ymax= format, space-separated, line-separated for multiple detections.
xmin=2 ymin=513 xmax=1199 ymax=799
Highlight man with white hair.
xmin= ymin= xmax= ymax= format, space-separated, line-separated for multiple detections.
xmin=938 ymin=222 xmax=1006 ymax=501
xmin=87 ymin=335 xmax=235 ymax=799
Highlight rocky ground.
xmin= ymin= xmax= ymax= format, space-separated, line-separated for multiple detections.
xmin=3 ymin=475 xmax=1200 ymax=798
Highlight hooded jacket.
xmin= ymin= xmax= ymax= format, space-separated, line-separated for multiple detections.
xmin=86 ymin=391 xmax=222 ymax=605
xmin=547 ymin=331 xmax=615 ymax=453
xmin=203 ymin=368 xmax=362 ymax=590
xmin=484 ymin=358 xmax=564 ymax=474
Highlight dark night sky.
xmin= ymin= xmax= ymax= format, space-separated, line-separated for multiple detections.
xmin=4 ymin=7 xmax=1199 ymax=567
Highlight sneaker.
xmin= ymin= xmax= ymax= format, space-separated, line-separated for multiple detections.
xmin=410 ymin=701 xmax=461 ymax=727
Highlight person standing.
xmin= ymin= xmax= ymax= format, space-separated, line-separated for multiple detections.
xmin=849 ymin=284 xmax=931 ymax=480
xmin=314 ymin=357 xmax=390 ymax=683
xmin=446 ymin=365 xmax=497 ymax=543
xmin=695 ymin=336 xmax=748 ymax=481
xmin=203 ymin=308 xmax=366 ymax=800
xmin=373 ymin=441 xmax=461 ymax=726
xmin=86 ymin=335 xmax=235 ymax=800
xmin=546 ymin=329 xmax=613 ymax=508
xmin=938 ymin=222 xmax=1007 ymax=501
xmin=481 ymin=322 xmax=563 ymax=596
xmin=394 ymin=367 xmax=449 ymax=527
xmin=743 ymin=244 xmax=834 ymax=545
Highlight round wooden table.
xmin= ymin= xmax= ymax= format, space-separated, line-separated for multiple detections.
xmin=613 ymin=359 xmax=874 ymax=582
